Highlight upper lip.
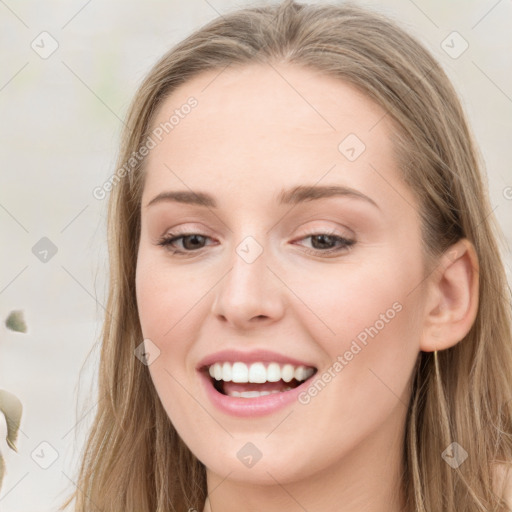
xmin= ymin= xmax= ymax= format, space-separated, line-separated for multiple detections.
xmin=196 ymin=349 xmax=316 ymax=371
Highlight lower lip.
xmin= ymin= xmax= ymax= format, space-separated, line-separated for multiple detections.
xmin=199 ymin=371 xmax=311 ymax=417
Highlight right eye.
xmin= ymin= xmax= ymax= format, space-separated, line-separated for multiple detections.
xmin=156 ymin=232 xmax=216 ymax=255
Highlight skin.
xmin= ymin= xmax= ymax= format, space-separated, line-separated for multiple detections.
xmin=135 ymin=63 xmax=479 ymax=512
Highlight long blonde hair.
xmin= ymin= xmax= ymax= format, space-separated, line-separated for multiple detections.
xmin=62 ymin=1 xmax=512 ymax=510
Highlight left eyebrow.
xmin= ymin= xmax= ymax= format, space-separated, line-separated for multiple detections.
xmin=144 ymin=184 xmax=379 ymax=210
xmin=276 ymin=184 xmax=380 ymax=210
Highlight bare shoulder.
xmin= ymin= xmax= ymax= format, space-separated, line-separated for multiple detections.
xmin=492 ymin=462 xmax=512 ymax=510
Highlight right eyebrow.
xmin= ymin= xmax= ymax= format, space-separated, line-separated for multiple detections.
xmin=145 ymin=190 xmax=215 ymax=208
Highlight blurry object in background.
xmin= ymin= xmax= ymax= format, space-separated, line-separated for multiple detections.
xmin=5 ymin=310 xmax=27 ymax=333
xmin=0 ymin=311 xmax=25 ymax=491
xmin=0 ymin=391 xmax=23 ymax=491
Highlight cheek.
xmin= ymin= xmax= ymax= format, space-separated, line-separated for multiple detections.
xmin=135 ymin=255 xmax=212 ymax=440
xmin=286 ymin=263 xmax=421 ymax=463
xmin=135 ymin=251 xmax=207 ymax=344
xmin=135 ymin=250 xmax=216 ymax=414
xmin=290 ymin=253 xmax=420 ymax=342
xmin=135 ymin=255 xmax=193 ymax=412
xmin=290 ymin=251 xmax=423 ymax=398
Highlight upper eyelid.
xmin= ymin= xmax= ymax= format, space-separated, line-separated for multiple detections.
xmin=160 ymin=229 xmax=353 ymax=242
xmin=160 ymin=220 xmax=354 ymax=237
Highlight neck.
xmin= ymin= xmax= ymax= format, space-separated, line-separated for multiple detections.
xmin=202 ymin=402 xmax=408 ymax=512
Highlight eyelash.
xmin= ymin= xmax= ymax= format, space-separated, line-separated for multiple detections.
xmin=156 ymin=231 xmax=355 ymax=257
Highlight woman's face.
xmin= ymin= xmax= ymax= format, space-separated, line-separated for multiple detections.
xmin=136 ymin=64 xmax=427 ymax=486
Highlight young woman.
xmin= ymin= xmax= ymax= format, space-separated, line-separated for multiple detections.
xmin=63 ymin=1 xmax=512 ymax=511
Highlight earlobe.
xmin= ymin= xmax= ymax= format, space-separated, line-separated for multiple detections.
xmin=420 ymin=239 xmax=479 ymax=352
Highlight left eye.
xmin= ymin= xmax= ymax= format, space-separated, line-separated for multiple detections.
xmin=156 ymin=232 xmax=355 ymax=256
xmin=298 ymin=233 xmax=355 ymax=254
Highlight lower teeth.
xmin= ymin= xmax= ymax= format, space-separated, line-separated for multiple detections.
xmin=228 ymin=388 xmax=293 ymax=398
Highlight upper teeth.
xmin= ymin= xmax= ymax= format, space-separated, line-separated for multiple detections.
xmin=208 ymin=362 xmax=315 ymax=383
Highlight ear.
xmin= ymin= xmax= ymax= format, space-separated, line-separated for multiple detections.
xmin=420 ymin=238 xmax=479 ymax=352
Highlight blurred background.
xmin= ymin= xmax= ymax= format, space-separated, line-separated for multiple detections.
xmin=0 ymin=0 xmax=511 ymax=510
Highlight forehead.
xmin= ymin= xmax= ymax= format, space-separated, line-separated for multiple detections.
xmin=141 ymin=63 xmax=410 ymax=213
xmin=148 ymin=62 xmax=389 ymax=146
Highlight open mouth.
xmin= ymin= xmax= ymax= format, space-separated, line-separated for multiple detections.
xmin=203 ymin=361 xmax=317 ymax=398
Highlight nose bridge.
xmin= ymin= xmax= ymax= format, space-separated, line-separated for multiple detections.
xmin=212 ymin=232 xmax=285 ymax=326
xmin=227 ymin=234 xmax=271 ymax=302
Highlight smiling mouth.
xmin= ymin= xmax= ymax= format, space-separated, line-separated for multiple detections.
xmin=204 ymin=361 xmax=317 ymax=398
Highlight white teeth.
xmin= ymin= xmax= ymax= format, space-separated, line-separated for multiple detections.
xmin=281 ymin=364 xmax=295 ymax=383
xmin=228 ymin=388 xmax=292 ymax=398
xmin=240 ymin=391 xmax=263 ymax=398
xmin=294 ymin=365 xmax=308 ymax=381
xmin=266 ymin=362 xmax=281 ymax=382
xmin=208 ymin=361 xmax=315 ymax=384
xmin=248 ymin=362 xmax=267 ymax=383
xmin=231 ymin=362 xmax=249 ymax=383
xmin=222 ymin=362 xmax=232 ymax=382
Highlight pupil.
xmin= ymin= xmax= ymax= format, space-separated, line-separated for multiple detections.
xmin=184 ymin=235 xmax=204 ymax=250
xmin=312 ymin=234 xmax=334 ymax=249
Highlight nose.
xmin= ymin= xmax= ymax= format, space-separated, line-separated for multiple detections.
xmin=210 ymin=236 xmax=286 ymax=330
